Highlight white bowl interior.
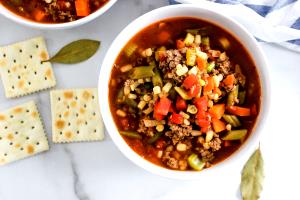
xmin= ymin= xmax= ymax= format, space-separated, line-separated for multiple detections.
xmin=0 ymin=0 xmax=117 ymax=29
xmin=99 ymin=4 xmax=270 ymax=180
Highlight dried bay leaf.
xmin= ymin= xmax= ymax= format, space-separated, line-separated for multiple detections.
xmin=44 ymin=39 xmax=100 ymax=64
xmin=240 ymin=147 xmax=264 ymax=200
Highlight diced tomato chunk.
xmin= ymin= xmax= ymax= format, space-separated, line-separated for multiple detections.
xmin=75 ymin=0 xmax=90 ymax=17
xmin=196 ymin=118 xmax=210 ymax=128
xmin=176 ymin=39 xmax=185 ymax=49
xmin=223 ymin=74 xmax=235 ymax=87
xmin=176 ymin=96 xmax=187 ymax=111
xmin=158 ymin=31 xmax=171 ymax=43
xmin=196 ymin=57 xmax=206 ymax=71
xmin=209 ymin=104 xmax=225 ymax=119
xmin=155 ymin=97 xmax=171 ymax=116
xmin=188 ymin=83 xmax=201 ymax=98
xmin=193 ymin=96 xmax=208 ymax=111
xmin=183 ymin=74 xmax=199 ymax=89
xmin=170 ymin=113 xmax=184 ymax=124
xmin=153 ymin=102 xmax=165 ymax=120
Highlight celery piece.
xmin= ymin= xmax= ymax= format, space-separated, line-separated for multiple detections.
xmin=188 ymin=153 xmax=205 ymax=171
xmin=152 ymin=68 xmax=163 ymax=87
xmin=174 ymin=87 xmax=192 ymax=100
xmin=120 ymin=131 xmax=142 ymax=139
xmin=222 ymin=115 xmax=241 ymax=127
xmin=238 ymin=91 xmax=246 ymax=105
xmin=222 ymin=129 xmax=247 ymax=140
xmin=129 ymin=66 xmax=155 ymax=79
xmin=184 ymin=33 xmax=195 ymax=46
xmin=227 ymin=85 xmax=239 ymax=106
xmin=201 ymin=36 xmax=210 ymax=47
xmin=207 ymin=62 xmax=215 ymax=73
xmin=124 ymin=43 xmax=138 ymax=57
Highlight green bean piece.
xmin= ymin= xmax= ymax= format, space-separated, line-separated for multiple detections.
xmin=129 ymin=66 xmax=155 ymax=79
xmin=168 ymin=87 xmax=177 ymax=100
xmin=152 ymin=68 xmax=163 ymax=87
xmin=222 ymin=129 xmax=247 ymax=140
xmin=188 ymin=153 xmax=206 ymax=171
xmin=124 ymin=98 xmax=137 ymax=108
xmin=238 ymin=91 xmax=246 ymax=105
xmin=120 ymin=131 xmax=142 ymax=139
xmin=207 ymin=62 xmax=215 ymax=73
xmin=227 ymin=85 xmax=239 ymax=106
xmin=147 ymin=132 xmax=162 ymax=144
xmin=116 ymin=87 xmax=125 ymax=104
xmin=222 ymin=114 xmax=241 ymax=127
xmin=186 ymin=27 xmax=212 ymax=35
xmin=174 ymin=87 xmax=192 ymax=100
xmin=201 ymin=36 xmax=210 ymax=47
xmin=124 ymin=43 xmax=138 ymax=57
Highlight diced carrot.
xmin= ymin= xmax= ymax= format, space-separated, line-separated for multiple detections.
xmin=176 ymin=39 xmax=185 ymax=49
xmin=212 ymin=118 xmax=226 ymax=133
xmin=203 ymin=76 xmax=214 ymax=94
xmin=75 ymin=0 xmax=90 ymax=17
xmin=158 ymin=31 xmax=171 ymax=43
xmin=196 ymin=57 xmax=207 ymax=71
xmin=209 ymin=104 xmax=225 ymax=119
xmin=227 ymin=106 xmax=251 ymax=117
xmin=33 ymin=9 xmax=46 ymax=21
xmin=223 ymin=74 xmax=235 ymax=87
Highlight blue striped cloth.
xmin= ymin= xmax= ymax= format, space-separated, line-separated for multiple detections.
xmin=169 ymin=0 xmax=300 ymax=52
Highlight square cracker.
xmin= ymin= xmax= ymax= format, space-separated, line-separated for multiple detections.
xmin=0 ymin=101 xmax=49 ymax=166
xmin=0 ymin=37 xmax=56 ymax=98
xmin=50 ymin=88 xmax=105 ymax=143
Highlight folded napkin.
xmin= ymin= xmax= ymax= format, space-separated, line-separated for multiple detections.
xmin=169 ymin=0 xmax=300 ymax=52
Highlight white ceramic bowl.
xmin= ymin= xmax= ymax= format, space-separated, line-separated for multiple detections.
xmin=0 ymin=0 xmax=117 ymax=29
xmin=99 ymin=4 xmax=270 ymax=180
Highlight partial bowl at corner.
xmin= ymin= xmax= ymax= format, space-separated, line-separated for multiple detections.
xmin=0 ymin=0 xmax=117 ymax=29
xmin=99 ymin=4 xmax=270 ymax=179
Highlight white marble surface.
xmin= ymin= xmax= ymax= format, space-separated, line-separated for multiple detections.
xmin=0 ymin=0 xmax=300 ymax=200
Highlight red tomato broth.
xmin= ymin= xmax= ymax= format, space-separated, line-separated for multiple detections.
xmin=109 ymin=17 xmax=261 ymax=170
xmin=0 ymin=0 xmax=109 ymax=23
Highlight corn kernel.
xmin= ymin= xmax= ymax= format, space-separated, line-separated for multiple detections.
xmin=120 ymin=64 xmax=133 ymax=73
xmin=143 ymin=94 xmax=151 ymax=102
xmin=183 ymin=119 xmax=190 ymax=125
xmin=156 ymin=124 xmax=164 ymax=132
xmin=137 ymin=100 xmax=147 ymax=110
xmin=206 ymin=130 xmax=214 ymax=142
xmin=128 ymin=93 xmax=137 ymax=99
xmin=116 ymin=109 xmax=126 ymax=117
xmin=176 ymin=143 xmax=187 ymax=152
xmin=162 ymin=82 xmax=172 ymax=93
xmin=187 ymin=105 xmax=198 ymax=114
xmin=199 ymin=79 xmax=206 ymax=86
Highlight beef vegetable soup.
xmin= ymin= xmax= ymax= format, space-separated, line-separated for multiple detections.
xmin=0 ymin=0 xmax=109 ymax=23
xmin=109 ymin=17 xmax=261 ymax=171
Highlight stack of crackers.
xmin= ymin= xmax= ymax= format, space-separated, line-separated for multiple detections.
xmin=0 ymin=37 xmax=104 ymax=166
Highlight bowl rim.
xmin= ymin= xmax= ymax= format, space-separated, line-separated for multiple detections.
xmin=0 ymin=0 xmax=117 ymax=29
xmin=99 ymin=4 xmax=270 ymax=180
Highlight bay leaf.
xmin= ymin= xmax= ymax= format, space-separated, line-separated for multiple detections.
xmin=45 ymin=39 xmax=100 ymax=64
xmin=240 ymin=147 xmax=264 ymax=200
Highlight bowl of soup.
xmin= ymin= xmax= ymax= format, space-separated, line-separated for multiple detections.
xmin=0 ymin=0 xmax=117 ymax=29
xmin=99 ymin=4 xmax=270 ymax=179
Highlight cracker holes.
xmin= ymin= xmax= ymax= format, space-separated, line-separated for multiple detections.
xmin=28 ymin=82 xmax=31 ymax=85
xmin=31 ymin=126 xmax=35 ymax=129
xmin=10 ymin=115 xmax=14 ymax=118
xmin=58 ymin=97 xmax=61 ymax=101
xmin=83 ymin=104 xmax=87 ymax=108
xmin=29 ymin=55 xmax=33 ymax=59
xmin=59 ymin=114 xmax=62 ymax=118
xmin=93 ymin=112 xmax=96 ymax=116
xmin=4 ymin=126 xmax=7 ymax=129
xmin=67 ymin=105 xmax=70 ymax=109
xmin=9 ymin=142 xmax=13 ymax=146
xmin=20 ymin=120 xmax=24 ymax=124
xmin=15 ymin=131 xmax=18 ymax=135
xmin=76 ymin=113 xmax=79 ymax=117
xmin=3 ymin=53 xmax=6 ymax=58
xmin=60 ymin=131 xmax=62 ymax=135
xmin=36 ymin=45 xmax=39 ymax=49
xmin=92 ymin=95 xmax=95 ymax=99
xmin=24 ymin=65 xmax=27 ymax=69
xmin=4 ymin=153 xmax=7 ymax=156
xmin=85 ymin=121 xmax=88 ymax=125
xmin=26 ymin=136 xmax=29 ymax=140
xmin=17 ymin=75 xmax=21 ymax=79
xmin=19 ymin=49 xmax=22 ymax=53
xmin=94 ymin=129 xmax=97 ymax=133
xmin=13 ymin=59 xmax=16 ymax=63
xmin=76 ymin=130 xmax=80 ymax=134
xmin=26 ymin=109 xmax=30 ymax=113
xmin=7 ymin=70 xmax=10 ymax=74
xmin=68 ymin=122 xmax=71 ymax=126
xmin=12 ymin=86 xmax=15 ymax=89
xmin=36 ymin=142 xmax=40 ymax=145
xmin=20 ymin=147 xmax=24 ymax=151
xmin=0 ymin=136 xmax=2 ymax=140
xmin=34 ymin=71 xmax=37 ymax=75
xmin=44 ymin=77 xmax=47 ymax=81
xmin=75 ymin=96 xmax=78 ymax=100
